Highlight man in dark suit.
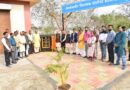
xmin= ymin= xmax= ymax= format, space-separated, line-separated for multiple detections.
xmin=56 ymin=31 xmax=61 ymax=51
xmin=60 ymin=30 xmax=66 ymax=52
xmin=71 ymin=28 xmax=78 ymax=54
xmin=65 ymin=31 xmax=71 ymax=54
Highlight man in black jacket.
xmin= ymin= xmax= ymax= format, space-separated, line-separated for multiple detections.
xmin=1 ymin=32 xmax=12 ymax=67
xmin=65 ymin=31 xmax=71 ymax=54
xmin=60 ymin=30 xmax=66 ymax=52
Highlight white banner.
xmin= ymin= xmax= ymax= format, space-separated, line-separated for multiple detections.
xmin=0 ymin=3 xmax=12 ymax=10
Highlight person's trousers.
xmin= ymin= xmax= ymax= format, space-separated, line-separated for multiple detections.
xmin=65 ymin=43 xmax=70 ymax=53
xmin=20 ymin=52 xmax=25 ymax=58
xmin=94 ymin=42 xmax=98 ymax=58
xmin=34 ymin=47 xmax=40 ymax=53
xmin=85 ymin=42 xmax=88 ymax=57
xmin=56 ymin=42 xmax=61 ymax=52
xmin=70 ymin=43 xmax=77 ymax=54
xmin=128 ymin=41 xmax=130 ymax=60
xmin=25 ymin=44 xmax=29 ymax=56
xmin=4 ymin=51 xmax=11 ymax=66
xmin=100 ymin=42 xmax=107 ymax=60
xmin=61 ymin=42 xmax=66 ymax=52
xmin=79 ymin=47 xmax=86 ymax=57
xmin=11 ymin=46 xmax=17 ymax=62
xmin=15 ymin=47 xmax=19 ymax=59
xmin=108 ymin=42 xmax=114 ymax=63
xmin=116 ymin=49 xmax=126 ymax=68
xmin=29 ymin=43 xmax=34 ymax=54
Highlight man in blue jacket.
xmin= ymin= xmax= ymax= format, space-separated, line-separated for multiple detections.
xmin=9 ymin=33 xmax=17 ymax=64
xmin=115 ymin=26 xmax=127 ymax=70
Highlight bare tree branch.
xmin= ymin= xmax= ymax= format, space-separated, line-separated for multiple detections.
xmin=65 ymin=12 xmax=73 ymax=18
xmin=45 ymin=0 xmax=62 ymax=30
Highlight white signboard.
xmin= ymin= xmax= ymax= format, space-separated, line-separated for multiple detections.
xmin=0 ymin=3 xmax=12 ymax=10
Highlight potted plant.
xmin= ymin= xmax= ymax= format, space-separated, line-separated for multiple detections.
xmin=46 ymin=50 xmax=71 ymax=90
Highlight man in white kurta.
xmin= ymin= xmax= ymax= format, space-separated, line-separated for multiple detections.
xmin=33 ymin=31 xmax=41 ymax=53
xmin=19 ymin=31 xmax=26 ymax=58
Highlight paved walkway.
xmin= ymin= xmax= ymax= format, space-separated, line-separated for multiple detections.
xmin=96 ymin=71 xmax=130 ymax=90
xmin=0 ymin=55 xmax=56 ymax=90
xmin=28 ymin=52 xmax=130 ymax=90
xmin=110 ymin=71 xmax=130 ymax=90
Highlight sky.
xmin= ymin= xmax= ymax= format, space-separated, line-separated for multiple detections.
xmin=95 ymin=5 xmax=120 ymax=15
xmin=58 ymin=0 xmax=122 ymax=15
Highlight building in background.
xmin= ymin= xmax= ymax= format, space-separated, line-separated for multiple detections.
xmin=0 ymin=0 xmax=39 ymax=53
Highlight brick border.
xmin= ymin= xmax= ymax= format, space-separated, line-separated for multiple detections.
xmin=97 ymin=71 xmax=130 ymax=90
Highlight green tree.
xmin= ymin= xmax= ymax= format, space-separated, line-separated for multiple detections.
xmin=91 ymin=14 xmax=130 ymax=31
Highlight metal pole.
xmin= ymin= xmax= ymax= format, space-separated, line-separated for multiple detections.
xmin=62 ymin=13 xmax=64 ymax=31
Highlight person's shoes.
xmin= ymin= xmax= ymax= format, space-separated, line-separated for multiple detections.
xmin=107 ymin=60 xmax=110 ymax=62
xmin=109 ymin=63 xmax=114 ymax=65
xmin=73 ymin=53 xmax=76 ymax=55
xmin=83 ymin=56 xmax=87 ymax=58
xmin=101 ymin=59 xmax=105 ymax=62
xmin=20 ymin=57 xmax=23 ymax=59
xmin=6 ymin=65 xmax=11 ymax=68
xmin=101 ymin=60 xmax=104 ymax=62
xmin=65 ymin=53 xmax=69 ymax=54
xmin=25 ymin=55 xmax=28 ymax=57
xmin=122 ymin=66 xmax=126 ymax=70
xmin=91 ymin=58 xmax=94 ymax=61
xmin=15 ymin=58 xmax=19 ymax=60
xmin=93 ymin=57 xmax=96 ymax=59
xmin=114 ymin=63 xmax=120 ymax=66
xmin=12 ymin=61 xmax=17 ymax=64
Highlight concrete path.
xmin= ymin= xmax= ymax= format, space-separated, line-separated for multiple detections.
xmin=0 ymin=55 xmax=56 ymax=90
xmin=28 ymin=52 xmax=130 ymax=90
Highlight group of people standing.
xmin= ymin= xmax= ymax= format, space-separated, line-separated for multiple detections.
xmin=99 ymin=25 xmax=127 ymax=70
xmin=2 ymin=25 xmax=130 ymax=70
xmin=54 ymin=27 xmax=98 ymax=60
xmin=52 ymin=25 xmax=129 ymax=70
xmin=1 ymin=30 xmax=41 ymax=67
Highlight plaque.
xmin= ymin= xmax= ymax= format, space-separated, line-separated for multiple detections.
xmin=40 ymin=35 xmax=51 ymax=51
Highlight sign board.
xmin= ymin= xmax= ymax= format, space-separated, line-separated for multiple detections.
xmin=62 ymin=0 xmax=130 ymax=13
xmin=0 ymin=3 xmax=11 ymax=10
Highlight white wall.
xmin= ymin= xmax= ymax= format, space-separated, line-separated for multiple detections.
xmin=10 ymin=5 xmax=25 ymax=32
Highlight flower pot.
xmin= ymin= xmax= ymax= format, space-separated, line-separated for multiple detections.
xmin=58 ymin=84 xmax=71 ymax=90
